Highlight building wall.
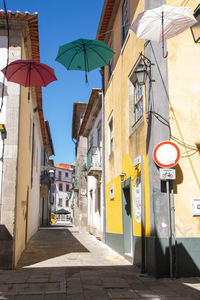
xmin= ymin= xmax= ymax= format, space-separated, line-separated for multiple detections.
xmin=166 ymin=0 xmax=200 ymax=276
xmin=0 ymin=22 xmax=43 ymax=268
xmin=103 ymin=0 xmax=149 ymax=264
xmin=102 ymin=0 xmax=200 ymax=276
xmin=167 ymin=0 xmax=200 ymax=238
xmin=75 ymin=136 xmax=88 ymax=230
xmin=13 ymin=27 xmax=43 ymax=265
xmin=0 ymin=36 xmax=8 ymax=222
xmin=0 ymin=28 xmax=23 ymax=269
xmin=87 ymin=109 xmax=103 ymax=238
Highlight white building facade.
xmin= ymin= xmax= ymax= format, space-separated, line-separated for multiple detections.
xmin=53 ymin=163 xmax=73 ymax=222
xmin=79 ymin=89 xmax=104 ymax=240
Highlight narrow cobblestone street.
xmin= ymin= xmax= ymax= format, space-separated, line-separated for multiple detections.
xmin=0 ymin=225 xmax=199 ymax=299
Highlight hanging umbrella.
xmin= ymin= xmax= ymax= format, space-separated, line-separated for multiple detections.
xmin=130 ymin=5 xmax=197 ymax=58
xmin=55 ymin=38 xmax=114 ymax=82
xmin=1 ymin=59 xmax=57 ymax=100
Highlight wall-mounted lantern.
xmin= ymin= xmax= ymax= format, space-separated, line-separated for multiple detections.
xmin=134 ymin=63 xmax=148 ymax=85
xmin=134 ymin=53 xmax=154 ymax=86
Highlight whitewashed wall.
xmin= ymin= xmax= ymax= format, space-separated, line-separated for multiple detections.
xmin=87 ymin=109 xmax=103 ymax=238
xmin=28 ymin=120 xmax=42 ymax=240
xmin=55 ymin=168 xmax=73 ymax=213
xmin=0 ymin=36 xmax=8 ymax=222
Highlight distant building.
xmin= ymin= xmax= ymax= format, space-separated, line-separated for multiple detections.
xmin=72 ymin=103 xmax=88 ymax=231
xmin=79 ymin=89 xmax=104 ymax=240
xmin=53 ymin=163 xmax=73 ymax=223
xmin=40 ymin=121 xmax=55 ymax=227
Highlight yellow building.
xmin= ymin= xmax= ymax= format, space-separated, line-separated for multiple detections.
xmin=97 ymin=0 xmax=200 ymax=277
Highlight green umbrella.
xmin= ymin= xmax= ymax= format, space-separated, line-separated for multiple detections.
xmin=55 ymin=38 xmax=114 ymax=82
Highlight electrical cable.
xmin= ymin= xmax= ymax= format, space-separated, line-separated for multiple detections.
xmin=171 ymin=136 xmax=197 ymax=150
xmin=180 ymin=150 xmax=198 ymax=158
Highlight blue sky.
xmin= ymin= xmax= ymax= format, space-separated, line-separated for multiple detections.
xmin=2 ymin=0 xmax=104 ymax=164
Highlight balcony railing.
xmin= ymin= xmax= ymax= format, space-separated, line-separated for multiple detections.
xmin=55 ymin=175 xmax=73 ymax=182
xmin=40 ymin=171 xmax=50 ymax=186
xmin=87 ymin=147 xmax=102 ymax=178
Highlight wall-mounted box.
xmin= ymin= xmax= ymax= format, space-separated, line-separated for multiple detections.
xmin=110 ymin=184 xmax=114 ymax=199
xmin=191 ymin=198 xmax=200 ymax=216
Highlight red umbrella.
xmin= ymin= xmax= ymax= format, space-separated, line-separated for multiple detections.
xmin=1 ymin=59 xmax=57 ymax=99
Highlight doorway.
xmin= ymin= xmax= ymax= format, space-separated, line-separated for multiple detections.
xmin=122 ymin=178 xmax=133 ymax=259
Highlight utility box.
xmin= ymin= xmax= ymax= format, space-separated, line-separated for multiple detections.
xmin=191 ymin=198 xmax=200 ymax=216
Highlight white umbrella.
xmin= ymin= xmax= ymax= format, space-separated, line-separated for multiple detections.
xmin=130 ymin=5 xmax=197 ymax=57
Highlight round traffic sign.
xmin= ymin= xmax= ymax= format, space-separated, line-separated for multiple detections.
xmin=153 ymin=141 xmax=180 ymax=168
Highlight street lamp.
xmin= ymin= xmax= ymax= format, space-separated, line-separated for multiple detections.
xmin=134 ymin=63 xmax=148 ymax=85
xmin=191 ymin=4 xmax=200 ymax=43
xmin=134 ymin=53 xmax=154 ymax=85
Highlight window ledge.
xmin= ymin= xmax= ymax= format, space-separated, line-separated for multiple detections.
xmin=121 ymin=31 xmax=130 ymax=55
xmin=130 ymin=116 xmax=144 ymax=137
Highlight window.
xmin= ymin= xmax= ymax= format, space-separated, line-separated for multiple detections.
xmin=122 ymin=0 xmax=130 ymax=46
xmin=59 ymin=183 xmax=63 ymax=191
xmin=66 ymin=200 xmax=69 ymax=207
xmin=128 ymin=60 xmax=144 ymax=135
xmin=66 ymin=184 xmax=69 ymax=191
xmin=65 ymin=172 xmax=68 ymax=177
xmin=134 ymin=81 xmax=143 ymax=123
xmin=108 ymin=114 xmax=113 ymax=156
xmin=59 ymin=198 xmax=63 ymax=206
xmin=58 ymin=171 xmax=62 ymax=180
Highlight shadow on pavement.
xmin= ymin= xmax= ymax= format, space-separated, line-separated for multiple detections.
xmin=16 ymin=227 xmax=89 ymax=268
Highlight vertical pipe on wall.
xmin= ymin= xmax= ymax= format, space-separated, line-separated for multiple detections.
xmin=141 ymin=157 xmax=146 ymax=273
xmin=170 ymin=180 xmax=177 ymax=277
xmin=100 ymin=67 xmax=106 ymax=241
xmin=166 ymin=179 xmax=173 ymax=279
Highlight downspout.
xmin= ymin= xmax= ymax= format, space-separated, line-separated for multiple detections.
xmin=100 ymin=67 xmax=106 ymax=242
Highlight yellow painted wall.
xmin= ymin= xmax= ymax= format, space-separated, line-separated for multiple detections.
xmin=14 ymin=28 xmax=42 ymax=265
xmin=167 ymin=0 xmax=200 ymax=237
xmin=104 ymin=0 xmax=200 ymax=240
xmin=104 ymin=1 xmax=151 ymax=237
xmin=106 ymin=153 xmax=151 ymax=237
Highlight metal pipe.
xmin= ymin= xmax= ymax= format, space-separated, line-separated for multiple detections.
xmin=166 ymin=179 xmax=173 ymax=279
xmin=100 ymin=67 xmax=106 ymax=241
xmin=170 ymin=180 xmax=177 ymax=277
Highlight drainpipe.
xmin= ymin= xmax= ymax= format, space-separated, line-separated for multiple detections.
xmin=100 ymin=67 xmax=106 ymax=242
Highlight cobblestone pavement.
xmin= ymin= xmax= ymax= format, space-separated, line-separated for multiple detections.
xmin=0 ymin=225 xmax=199 ymax=299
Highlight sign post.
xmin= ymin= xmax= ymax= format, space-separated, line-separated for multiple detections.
xmin=153 ymin=141 xmax=180 ymax=279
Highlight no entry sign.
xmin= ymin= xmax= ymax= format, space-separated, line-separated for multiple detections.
xmin=153 ymin=141 xmax=180 ymax=168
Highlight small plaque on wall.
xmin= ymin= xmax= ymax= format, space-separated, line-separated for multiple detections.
xmin=110 ymin=184 xmax=114 ymax=199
